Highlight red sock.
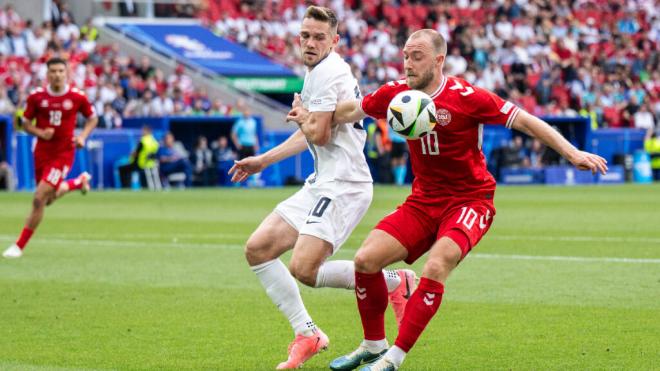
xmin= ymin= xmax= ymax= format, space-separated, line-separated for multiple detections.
xmin=66 ymin=178 xmax=83 ymax=191
xmin=355 ymin=271 xmax=389 ymax=340
xmin=16 ymin=227 xmax=34 ymax=250
xmin=394 ymin=277 xmax=445 ymax=352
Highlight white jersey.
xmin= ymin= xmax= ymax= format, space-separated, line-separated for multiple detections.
xmin=300 ymin=51 xmax=372 ymax=184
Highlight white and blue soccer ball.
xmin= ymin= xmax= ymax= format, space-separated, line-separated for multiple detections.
xmin=387 ymin=90 xmax=437 ymax=139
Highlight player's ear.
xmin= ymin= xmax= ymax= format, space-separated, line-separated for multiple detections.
xmin=436 ymin=53 xmax=445 ymax=67
xmin=332 ymin=33 xmax=339 ymax=47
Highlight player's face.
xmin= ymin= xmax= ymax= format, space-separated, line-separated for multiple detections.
xmin=403 ymin=38 xmax=442 ymax=91
xmin=299 ymin=18 xmax=338 ymax=68
xmin=46 ymin=63 xmax=67 ymax=90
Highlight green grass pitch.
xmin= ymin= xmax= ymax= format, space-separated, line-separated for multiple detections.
xmin=1 ymin=184 xmax=659 ymax=370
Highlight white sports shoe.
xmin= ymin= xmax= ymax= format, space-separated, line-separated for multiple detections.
xmin=3 ymin=244 xmax=23 ymax=259
xmin=79 ymin=172 xmax=92 ymax=195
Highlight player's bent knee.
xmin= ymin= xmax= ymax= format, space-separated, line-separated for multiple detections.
xmin=289 ymin=263 xmax=317 ymax=287
xmin=354 ymin=249 xmax=383 ymax=274
xmin=244 ymin=237 xmax=275 ymax=266
xmin=32 ymin=197 xmax=46 ymax=210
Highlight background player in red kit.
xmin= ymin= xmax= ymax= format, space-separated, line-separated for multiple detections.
xmin=288 ymin=29 xmax=608 ymax=370
xmin=3 ymin=58 xmax=98 ymax=259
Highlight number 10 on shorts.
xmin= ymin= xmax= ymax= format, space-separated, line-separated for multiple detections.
xmin=456 ymin=206 xmax=491 ymax=230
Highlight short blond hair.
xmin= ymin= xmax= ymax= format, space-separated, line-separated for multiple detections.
xmin=304 ymin=6 xmax=338 ymax=34
xmin=409 ymin=29 xmax=447 ymax=56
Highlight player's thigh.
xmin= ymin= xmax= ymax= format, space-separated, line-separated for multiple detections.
xmin=372 ymin=203 xmax=437 ymax=265
xmin=437 ymin=199 xmax=496 ymax=258
xmin=245 ymin=212 xmax=299 ymax=265
xmin=354 ymin=229 xmax=409 ymax=274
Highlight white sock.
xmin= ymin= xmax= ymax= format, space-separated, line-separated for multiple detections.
xmin=315 ymin=261 xmax=401 ymax=293
xmin=384 ymin=345 xmax=406 ymax=368
xmin=315 ymin=260 xmax=354 ymax=289
xmin=251 ymin=259 xmax=316 ymax=336
xmin=361 ymin=339 xmax=389 ymax=353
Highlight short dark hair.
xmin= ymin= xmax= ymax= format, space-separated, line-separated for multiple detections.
xmin=46 ymin=57 xmax=67 ymax=68
xmin=304 ymin=6 xmax=338 ymax=33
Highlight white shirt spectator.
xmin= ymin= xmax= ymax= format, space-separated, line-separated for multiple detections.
xmin=345 ymin=11 xmax=367 ymax=39
xmin=436 ymin=17 xmax=452 ymax=42
xmin=514 ymin=21 xmax=535 ymax=42
xmin=27 ymin=30 xmax=48 ymax=58
xmin=494 ymin=18 xmax=514 ymax=41
xmin=0 ymin=7 xmax=21 ymax=29
xmin=152 ymin=95 xmax=174 ymax=116
xmin=634 ymin=109 xmax=655 ymax=130
xmin=446 ymin=51 xmax=468 ymax=76
xmin=56 ymin=21 xmax=80 ymax=43
xmin=478 ymin=63 xmax=506 ymax=91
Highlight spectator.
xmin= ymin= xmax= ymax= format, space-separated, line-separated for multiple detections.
xmin=152 ymin=89 xmax=174 ymax=116
xmin=634 ymin=103 xmax=656 ymax=131
xmin=135 ymin=56 xmax=154 ymax=80
xmin=0 ymin=87 xmax=15 ymax=114
xmin=231 ymin=104 xmax=259 ymax=160
xmin=644 ymin=127 xmax=660 ymax=181
xmin=158 ymin=132 xmax=192 ymax=187
xmin=99 ymin=102 xmax=122 ymax=129
xmin=55 ymin=14 xmax=79 ymax=46
xmin=27 ymin=26 xmax=49 ymax=58
xmin=190 ymin=136 xmax=214 ymax=186
xmin=118 ymin=125 xmax=160 ymax=189
xmin=0 ymin=142 xmax=13 ymax=190
xmin=213 ymin=135 xmax=235 ymax=162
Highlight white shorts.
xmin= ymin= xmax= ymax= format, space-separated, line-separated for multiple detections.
xmin=275 ymin=181 xmax=373 ymax=253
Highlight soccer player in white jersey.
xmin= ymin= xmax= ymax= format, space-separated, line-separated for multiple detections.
xmin=229 ymin=6 xmax=417 ymax=370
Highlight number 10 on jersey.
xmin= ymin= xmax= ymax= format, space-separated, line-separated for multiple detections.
xmin=420 ymin=131 xmax=439 ymax=155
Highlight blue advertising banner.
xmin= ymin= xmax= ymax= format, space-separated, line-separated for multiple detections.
xmin=107 ymin=23 xmax=295 ymax=77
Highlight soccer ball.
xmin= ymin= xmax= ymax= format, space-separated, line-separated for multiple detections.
xmin=387 ymin=90 xmax=437 ymax=139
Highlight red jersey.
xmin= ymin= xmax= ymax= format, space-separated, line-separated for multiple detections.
xmin=24 ymin=85 xmax=95 ymax=160
xmin=361 ymin=76 xmax=520 ymax=198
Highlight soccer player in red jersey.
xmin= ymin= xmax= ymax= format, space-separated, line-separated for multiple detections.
xmin=3 ymin=58 xmax=98 ymax=259
xmin=288 ymin=29 xmax=608 ymax=370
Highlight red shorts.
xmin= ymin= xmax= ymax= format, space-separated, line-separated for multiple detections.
xmin=34 ymin=156 xmax=73 ymax=188
xmin=375 ymin=195 xmax=496 ymax=264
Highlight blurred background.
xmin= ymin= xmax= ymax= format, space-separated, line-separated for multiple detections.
xmin=0 ymin=0 xmax=658 ymax=191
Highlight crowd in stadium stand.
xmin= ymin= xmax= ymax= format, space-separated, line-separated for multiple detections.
xmin=209 ymin=0 xmax=660 ymax=129
xmin=1 ymin=0 xmax=659 ymax=132
xmin=0 ymin=2 xmax=236 ymax=128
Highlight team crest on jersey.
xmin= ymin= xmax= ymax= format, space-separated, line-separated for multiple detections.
xmin=63 ymin=99 xmax=73 ymax=110
xmin=40 ymin=100 xmax=49 ymax=108
xmin=436 ymin=108 xmax=452 ymax=126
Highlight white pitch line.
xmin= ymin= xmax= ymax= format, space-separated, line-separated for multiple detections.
xmin=1 ymin=235 xmax=659 ymax=264
xmin=489 ymin=235 xmax=660 ymax=244
xmin=472 ymin=253 xmax=660 ymax=264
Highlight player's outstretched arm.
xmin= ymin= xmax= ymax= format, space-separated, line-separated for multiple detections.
xmin=228 ymin=129 xmax=308 ymax=182
xmin=511 ymin=110 xmax=608 ymax=175
xmin=332 ymin=100 xmax=367 ymax=125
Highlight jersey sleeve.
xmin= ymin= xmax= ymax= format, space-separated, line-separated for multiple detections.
xmin=307 ymin=70 xmax=345 ymax=112
xmin=23 ymin=92 xmax=38 ymax=121
xmin=79 ymin=94 xmax=96 ymax=118
xmin=360 ymin=82 xmax=401 ymax=120
xmin=463 ymin=85 xmax=521 ymax=129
